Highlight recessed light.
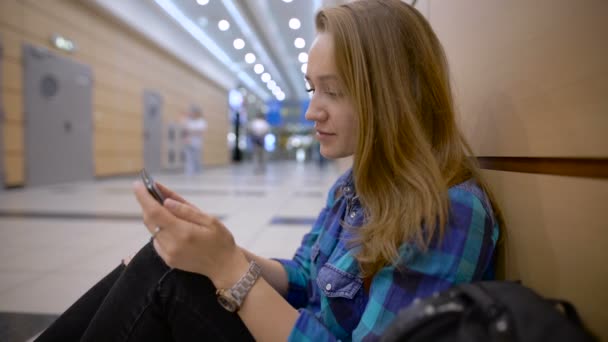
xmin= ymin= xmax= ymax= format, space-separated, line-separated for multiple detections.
xmin=294 ymin=37 xmax=306 ymax=49
xmin=218 ymin=19 xmax=230 ymax=31
xmin=282 ymin=0 xmax=293 ymax=3
xmin=254 ymin=64 xmax=264 ymax=74
xmin=289 ymin=18 xmax=301 ymax=30
xmin=277 ymin=92 xmax=285 ymax=101
xmin=301 ymin=63 xmax=307 ymax=73
xmin=298 ymin=52 xmax=308 ymax=63
xmin=261 ymin=73 xmax=271 ymax=82
xmin=233 ymin=38 xmax=245 ymax=50
xmin=245 ymin=53 xmax=256 ymax=64
xmin=197 ymin=0 xmax=209 ymax=5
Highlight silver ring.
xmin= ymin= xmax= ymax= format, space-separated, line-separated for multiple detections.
xmin=151 ymin=226 xmax=161 ymax=239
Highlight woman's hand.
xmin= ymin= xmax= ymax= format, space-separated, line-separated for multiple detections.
xmin=132 ymin=181 xmax=250 ymax=288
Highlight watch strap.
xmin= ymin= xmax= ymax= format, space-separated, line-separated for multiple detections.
xmin=218 ymin=261 xmax=261 ymax=312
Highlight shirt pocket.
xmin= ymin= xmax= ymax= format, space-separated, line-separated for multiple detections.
xmin=316 ymin=263 xmax=362 ymax=299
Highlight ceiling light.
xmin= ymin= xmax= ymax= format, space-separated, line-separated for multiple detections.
xmin=218 ymin=19 xmax=230 ymax=31
xmin=298 ymin=52 xmax=308 ymax=63
xmin=223 ymin=0 xmax=291 ymax=100
xmin=233 ymin=38 xmax=245 ymax=50
xmin=277 ymin=92 xmax=286 ymax=101
xmin=261 ymin=73 xmax=271 ymax=82
xmin=154 ymin=0 xmax=268 ymax=100
xmin=282 ymin=0 xmax=293 ymax=2
xmin=254 ymin=64 xmax=264 ymax=74
xmin=289 ymin=18 xmax=301 ymax=30
xmin=301 ymin=63 xmax=307 ymax=74
xmin=197 ymin=0 xmax=209 ymax=5
xmin=268 ymin=80 xmax=276 ymax=88
xmin=294 ymin=38 xmax=306 ymax=49
xmin=245 ymin=53 xmax=256 ymax=64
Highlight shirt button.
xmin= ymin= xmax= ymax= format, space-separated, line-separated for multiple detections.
xmin=326 ymin=283 xmax=332 ymax=291
xmin=344 ymin=186 xmax=351 ymax=193
xmin=349 ymin=211 xmax=357 ymax=218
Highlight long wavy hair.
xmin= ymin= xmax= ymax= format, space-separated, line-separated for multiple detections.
xmin=316 ymin=0 xmax=502 ymax=276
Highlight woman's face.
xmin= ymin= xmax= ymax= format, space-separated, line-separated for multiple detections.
xmin=305 ymin=33 xmax=357 ymax=159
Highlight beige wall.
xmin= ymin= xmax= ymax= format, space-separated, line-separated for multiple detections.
xmin=422 ymin=0 xmax=607 ymax=339
xmin=1 ymin=0 xmax=230 ymax=186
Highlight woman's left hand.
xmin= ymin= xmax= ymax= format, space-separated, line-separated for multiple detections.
xmin=133 ymin=181 xmax=250 ymax=289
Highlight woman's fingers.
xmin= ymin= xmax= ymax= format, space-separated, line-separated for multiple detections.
xmin=156 ymin=182 xmax=193 ymax=207
xmin=133 ymin=181 xmax=179 ymax=236
xmin=164 ymin=199 xmax=214 ymax=227
xmin=133 ymin=181 xmax=219 ymax=271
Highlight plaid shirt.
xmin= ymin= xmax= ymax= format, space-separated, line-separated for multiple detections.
xmin=276 ymin=169 xmax=499 ymax=341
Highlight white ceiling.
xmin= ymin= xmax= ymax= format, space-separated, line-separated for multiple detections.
xmin=88 ymin=0 xmax=327 ymax=103
xmin=87 ymin=0 xmax=420 ymax=103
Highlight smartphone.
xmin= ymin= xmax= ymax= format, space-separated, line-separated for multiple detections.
xmin=140 ymin=168 xmax=165 ymax=204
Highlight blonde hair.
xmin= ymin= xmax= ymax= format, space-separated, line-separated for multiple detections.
xmin=316 ymin=0 xmax=501 ymax=276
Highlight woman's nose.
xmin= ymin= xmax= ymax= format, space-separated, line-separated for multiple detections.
xmin=305 ymin=101 xmax=327 ymax=122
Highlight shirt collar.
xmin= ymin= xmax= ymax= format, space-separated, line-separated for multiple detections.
xmin=336 ymin=168 xmax=357 ymax=200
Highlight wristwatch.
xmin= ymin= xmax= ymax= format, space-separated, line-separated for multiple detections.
xmin=216 ymin=261 xmax=262 ymax=312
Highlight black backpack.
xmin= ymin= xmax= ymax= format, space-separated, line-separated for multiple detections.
xmin=380 ymin=281 xmax=596 ymax=342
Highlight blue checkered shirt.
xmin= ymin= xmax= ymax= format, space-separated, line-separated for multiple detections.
xmin=276 ymin=169 xmax=500 ymax=341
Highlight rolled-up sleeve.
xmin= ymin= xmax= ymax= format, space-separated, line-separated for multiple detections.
xmin=275 ymin=221 xmax=323 ymax=308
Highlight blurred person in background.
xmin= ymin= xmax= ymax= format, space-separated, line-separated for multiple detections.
xmin=37 ymin=1 xmax=503 ymax=341
xmin=182 ymin=107 xmax=207 ymax=175
xmin=247 ymin=112 xmax=270 ymax=173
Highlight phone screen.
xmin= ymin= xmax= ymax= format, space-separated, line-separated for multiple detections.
xmin=140 ymin=168 xmax=165 ymax=204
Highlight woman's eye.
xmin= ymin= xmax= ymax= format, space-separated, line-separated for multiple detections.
xmin=306 ymin=88 xmax=316 ymax=94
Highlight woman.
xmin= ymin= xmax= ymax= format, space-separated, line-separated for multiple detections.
xmin=38 ymin=0 xmax=501 ymax=340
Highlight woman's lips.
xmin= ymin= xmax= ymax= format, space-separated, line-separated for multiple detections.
xmin=316 ymin=130 xmax=336 ymax=141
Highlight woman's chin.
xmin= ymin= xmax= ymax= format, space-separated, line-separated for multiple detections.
xmin=320 ymin=147 xmax=352 ymax=160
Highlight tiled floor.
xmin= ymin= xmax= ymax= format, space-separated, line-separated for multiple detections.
xmin=0 ymin=161 xmax=344 ymax=341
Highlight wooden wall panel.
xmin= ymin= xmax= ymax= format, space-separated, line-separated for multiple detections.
xmin=95 ymin=155 xmax=143 ymax=177
xmin=1 ymin=28 xmax=23 ymax=61
xmin=2 ymin=90 xmax=22 ymax=122
xmin=3 ymin=153 xmax=23 ymax=185
xmin=428 ymin=0 xmax=608 ymax=339
xmin=484 ymin=170 xmax=608 ymax=341
xmin=3 ymin=121 xmax=23 ymax=152
xmin=1 ymin=0 xmax=230 ymax=185
xmin=431 ymin=0 xmax=608 ymax=157
xmin=2 ymin=59 xmax=21 ymax=91
xmin=0 ymin=0 xmax=24 ymax=32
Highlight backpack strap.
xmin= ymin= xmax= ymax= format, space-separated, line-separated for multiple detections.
xmin=547 ymin=299 xmax=584 ymax=326
xmin=458 ymin=282 xmax=504 ymax=319
xmin=458 ymin=282 xmax=515 ymax=341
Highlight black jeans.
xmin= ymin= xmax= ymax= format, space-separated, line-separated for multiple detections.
xmin=36 ymin=241 xmax=254 ymax=341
